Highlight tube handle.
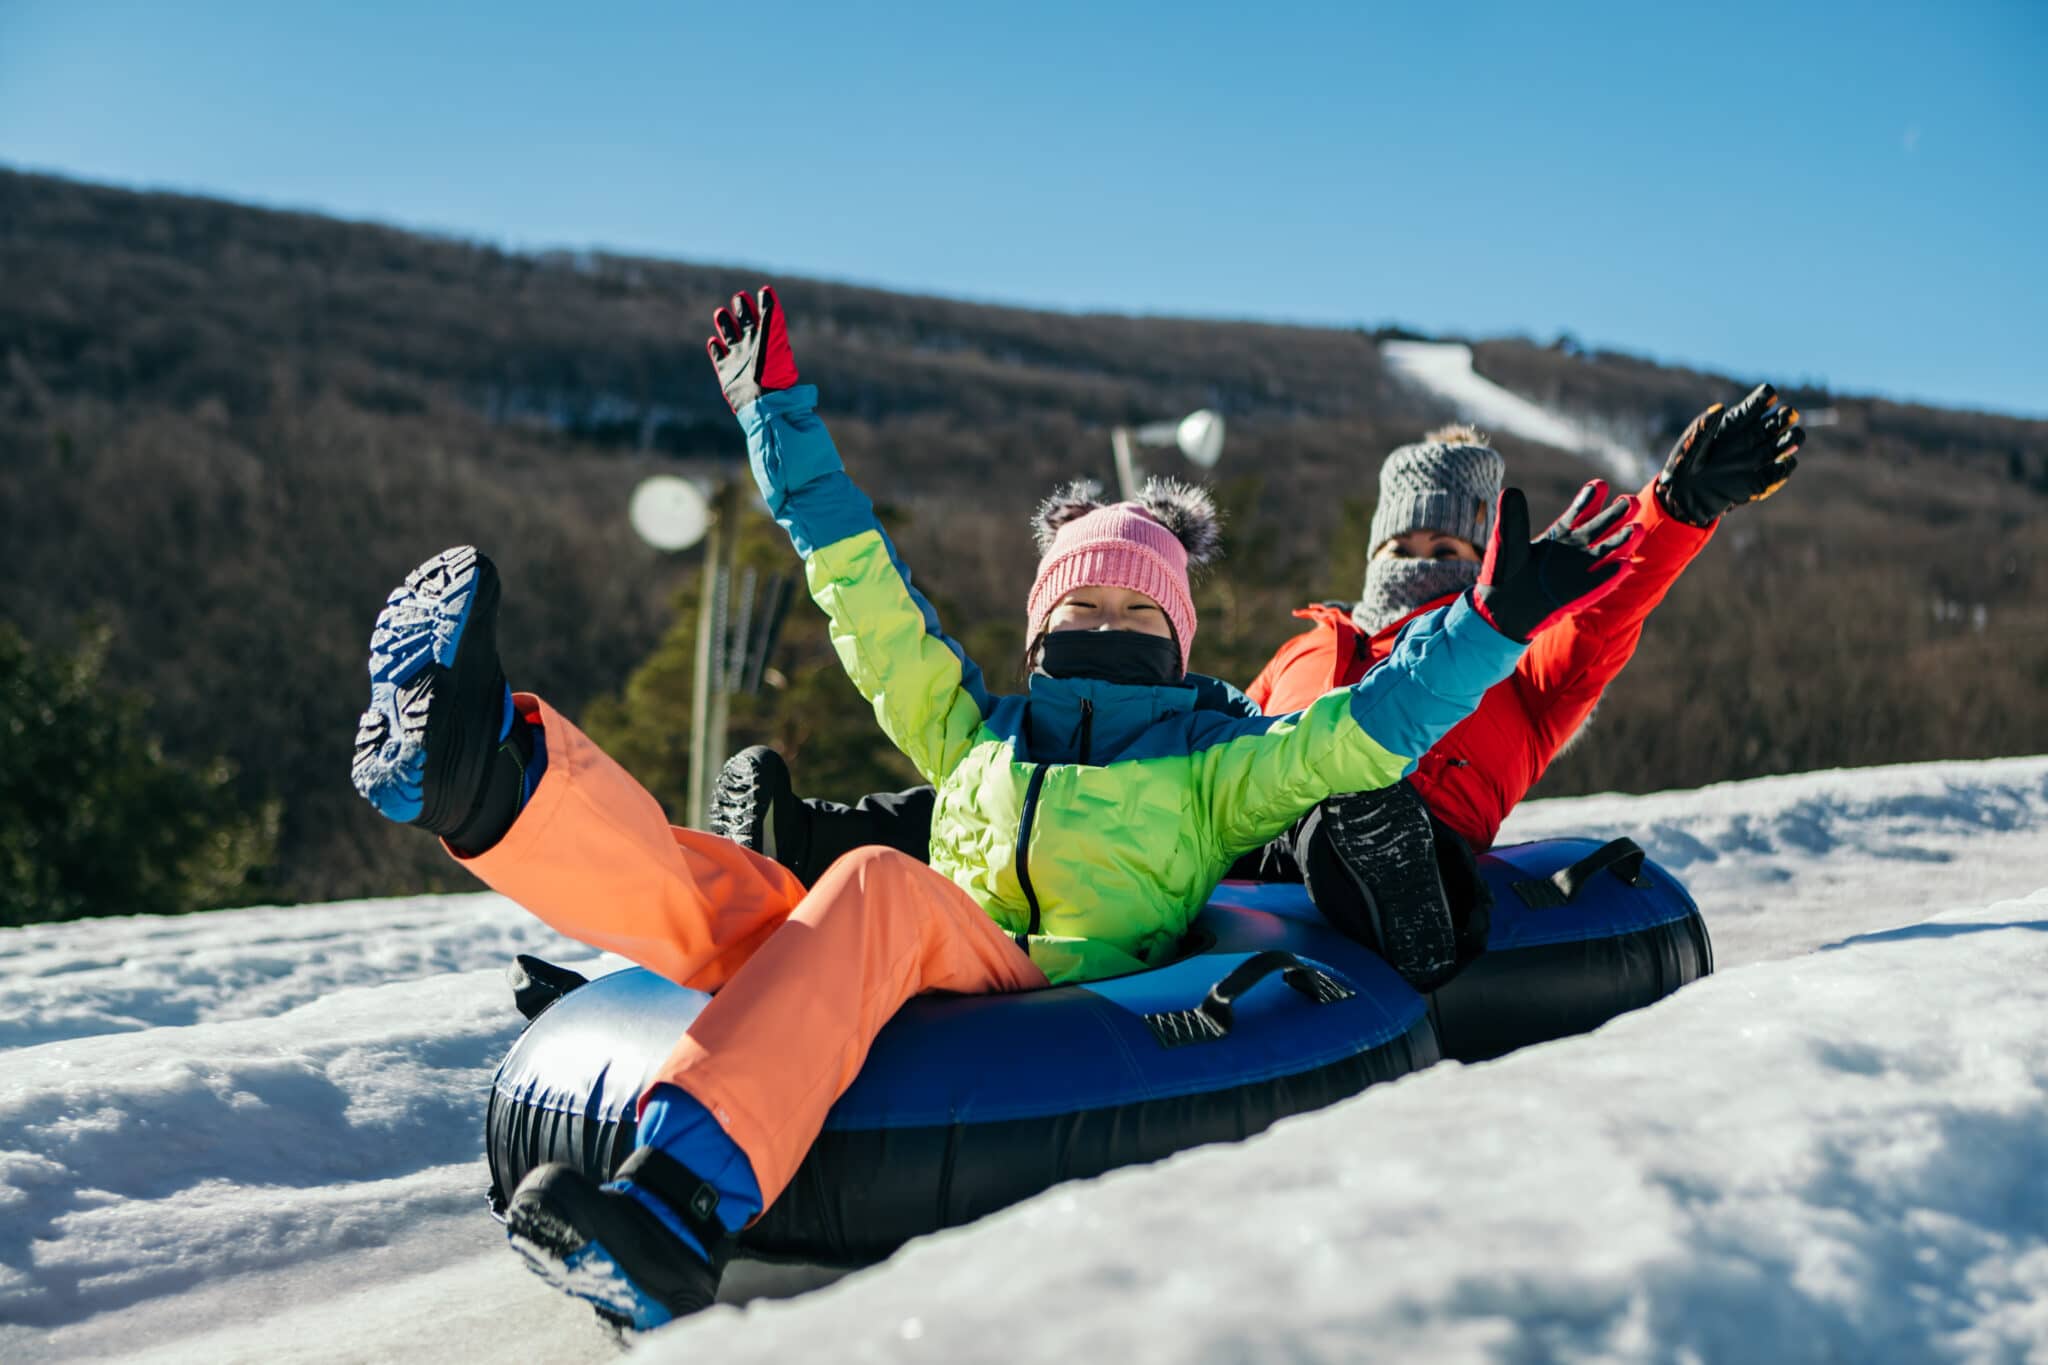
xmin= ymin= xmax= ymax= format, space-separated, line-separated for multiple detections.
xmin=1144 ymin=950 xmax=1356 ymax=1049
xmin=1512 ymin=837 xmax=1650 ymax=910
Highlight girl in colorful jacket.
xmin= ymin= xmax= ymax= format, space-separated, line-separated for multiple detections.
xmin=705 ymin=400 xmax=1802 ymax=994
xmin=347 ymin=286 xmax=1638 ymax=1329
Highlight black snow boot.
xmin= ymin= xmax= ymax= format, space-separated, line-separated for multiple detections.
xmin=350 ymin=546 xmax=532 ymax=854
xmin=709 ymin=745 xmax=808 ymax=869
xmin=505 ymin=1152 xmax=728 ymax=1331
xmin=710 ymin=749 xmax=940 ymax=885
xmin=1306 ymin=783 xmax=1464 ymax=993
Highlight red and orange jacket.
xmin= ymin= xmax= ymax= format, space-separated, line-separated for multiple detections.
xmin=1246 ymin=480 xmax=1714 ymax=850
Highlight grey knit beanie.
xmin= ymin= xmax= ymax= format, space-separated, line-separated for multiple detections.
xmin=1366 ymin=428 xmax=1506 ymax=556
xmin=1352 ymin=427 xmax=1506 ymax=636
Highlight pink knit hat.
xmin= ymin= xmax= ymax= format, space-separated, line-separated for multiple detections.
xmin=1026 ymin=478 xmax=1221 ymax=676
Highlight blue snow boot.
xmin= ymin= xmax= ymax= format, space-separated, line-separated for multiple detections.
xmin=351 ymin=546 xmax=536 ymax=854
xmin=504 ymin=1150 xmax=729 ymax=1330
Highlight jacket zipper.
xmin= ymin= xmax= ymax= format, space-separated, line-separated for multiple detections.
xmin=1013 ymin=763 xmax=1052 ymax=939
xmin=1013 ymin=698 xmax=1091 ymax=946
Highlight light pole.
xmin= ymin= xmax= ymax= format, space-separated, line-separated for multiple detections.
xmin=628 ymin=474 xmax=793 ymax=829
xmin=1111 ymin=409 xmax=1227 ymax=499
xmin=686 ymin=480 xmax=743 ymax=829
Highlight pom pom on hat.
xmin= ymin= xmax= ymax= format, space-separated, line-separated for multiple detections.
xmin=1133 ymin=477 xmax=1222 ymax=569
xmin=1032 ymin=478 xmax=1111 ymax=552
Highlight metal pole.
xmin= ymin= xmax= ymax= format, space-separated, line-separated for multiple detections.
xmin=706 ymin=481 xmax=742 ymax=818
xmin=727 ymin=568 xmax=757 ymax=695
xmin=1111 ymin=425 xmax=1142 ymax=501
xmin=743 ymin=574 xmax=796 ymax=693
xmin=706 ymin=602 xmax=734 ymax=810
xmin=686 ymin=479 xmax=744 ymax=828
xmin=686 ymin=502 xmax=720 ymax=828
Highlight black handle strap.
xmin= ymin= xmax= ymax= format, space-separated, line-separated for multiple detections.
xmin=1144 ymin=950 xmax=1356 ymax=1049
xmin=509 ymin=954 xmax=590 ymax=1021
xmin=1512 ymin=837 xmax=1650 ymax=910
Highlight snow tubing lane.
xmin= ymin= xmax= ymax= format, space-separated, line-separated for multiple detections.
xmin=485 ymin=837 xmax=1706 ymax=1265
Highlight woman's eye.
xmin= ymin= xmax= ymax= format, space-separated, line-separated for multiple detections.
xmin=1432 ymin=547 xmax=1459 ymax=560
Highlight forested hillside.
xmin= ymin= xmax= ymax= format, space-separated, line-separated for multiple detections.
xmin=4 ymin=168 xmax=2044 ymax=917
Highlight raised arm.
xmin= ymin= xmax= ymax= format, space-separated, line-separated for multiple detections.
xmin=1199 ymin=485 xmax=1641 ymax=857
xmin=707 ymin=287 xmax=994 ymax=784
xmin=1514 ymin=383 xmax=1808 ymax=750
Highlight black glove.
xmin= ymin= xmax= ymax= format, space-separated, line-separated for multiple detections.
xmin=705 ymin=286 xmax=800 ymax=413
xmin=1656 ymin=382 xmax=1806 ymax=527
xmin=1470 ymin=482 xmax=1640 ymax=643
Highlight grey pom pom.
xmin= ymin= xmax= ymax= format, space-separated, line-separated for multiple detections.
xmin=1032 ymin=478 xmax=1107 ymax=553
xmin=1137 ymin=476 xmax=1223 ymax=568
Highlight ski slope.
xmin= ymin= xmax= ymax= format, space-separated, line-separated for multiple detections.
xmin=4 ymin=756 xmax=2047 ymax=1363
xmin=1381 ymin=340 xmax=1653 ymax=483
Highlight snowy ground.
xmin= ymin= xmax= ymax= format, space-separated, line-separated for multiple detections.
xmin=4 ymin=755 xmax=2047 ymax=1363
xmin=1380 ymin=340 xmax=1653 ymax=484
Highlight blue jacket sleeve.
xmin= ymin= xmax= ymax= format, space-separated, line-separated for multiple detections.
xmin=1346 ymin=593 xmax=1528 ymax=772
xmin=1194 ymin=594 xmax=1527 ymax=858
xmin=735 ymin=387 xmax=997 ymax=781
xmin=738 ymin=386 xmax=874 ymax=557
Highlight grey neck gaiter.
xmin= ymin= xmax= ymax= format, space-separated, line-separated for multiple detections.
xmin=1354 ymin=557 xmax=1482 ymax=637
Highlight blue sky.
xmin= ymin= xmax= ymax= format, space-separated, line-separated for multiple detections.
xmin=3 ymin=0 xmax=2042 ymax=415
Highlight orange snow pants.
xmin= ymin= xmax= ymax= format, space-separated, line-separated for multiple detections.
xmin=456 ymin=696 xmax=1048 ymax=1203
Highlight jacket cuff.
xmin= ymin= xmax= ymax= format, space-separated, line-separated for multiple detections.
xmin=1441 ymin=590 xmax=1531 ymax=674
xmin=1636 ymin=477 xmax=1718 ymax=550
xmin=738 ymin=385 xmax=844 ymax=510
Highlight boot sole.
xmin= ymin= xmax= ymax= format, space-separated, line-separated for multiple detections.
xmin=503 ymin=1165 xmax=717 ymax=1331
xmin=1322 ymin=793 xmax=1458 ymax=991
xmin=505 ymin=1197 xmax=651 ymax=1331
xmin=350 ymin=547 xmax=503 ymax=827
xmin=709 ymin=746 xmax=788 ymax=857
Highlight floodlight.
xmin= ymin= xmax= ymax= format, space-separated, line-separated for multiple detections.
xmin=629 ymin=475 xmax=711 ymax=552
xmin=1115 ymin=409 xmax=1227 ymax=498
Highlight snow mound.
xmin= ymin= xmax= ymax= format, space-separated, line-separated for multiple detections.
xmin=0 ymin=894 xmax=591 ymax=1050
xmin=1500 ymin=755 xmax=2048 ymax=968
xmin=1382 ymin=340 xmax=1651 ymax=484
xmin=656 ymin=887 xmax=2048 ymax=1364
xmin=2 ymin=756 xmax=2046 ymax=1362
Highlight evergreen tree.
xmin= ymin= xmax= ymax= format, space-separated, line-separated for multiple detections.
xmin=0 ymin=621 xmax=278 ymax=926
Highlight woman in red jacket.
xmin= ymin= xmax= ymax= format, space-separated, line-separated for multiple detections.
xmin=1245 ymin=385 xmax=1802 ymax=983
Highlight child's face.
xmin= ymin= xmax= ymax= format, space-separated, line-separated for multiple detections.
xmin=1373 ymin=529 xmax=1481 ymax=562
xmin=1046 ymin=586 xmax=1174 ymax=639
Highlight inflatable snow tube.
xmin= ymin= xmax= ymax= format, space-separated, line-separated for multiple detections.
xmin=484 ymin=836 xmax=1705 ymax=1264
xmin=1210 ymin=835 xmax=1713 ymax=1062
xmin=1433 ymin=836 xmax=1711 ymax=1059
xmin=487 ymin=902 xmax=1430 ymax=1265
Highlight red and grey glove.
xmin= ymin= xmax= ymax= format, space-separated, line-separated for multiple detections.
xmin=1655 ymin=382 xmax=1805 ymax=527
xmin=705 ymin=286 xmax=801 ymax=413
xmin=1469 ymin=481 xmax=1640 ymax=642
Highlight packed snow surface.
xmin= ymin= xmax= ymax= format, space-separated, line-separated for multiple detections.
xmin=5 ymin=756 xmax=2047 ymax=1363
xmin=1381 ymin=340 xmax=1653 ymax=483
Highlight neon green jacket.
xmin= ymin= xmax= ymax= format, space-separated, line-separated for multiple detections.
xmin=741 ymin=388 xmax=1526 ymax=983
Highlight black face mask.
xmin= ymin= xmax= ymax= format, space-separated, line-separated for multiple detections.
xmin=1036 ymin=629 xmax=1183 ymax=687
